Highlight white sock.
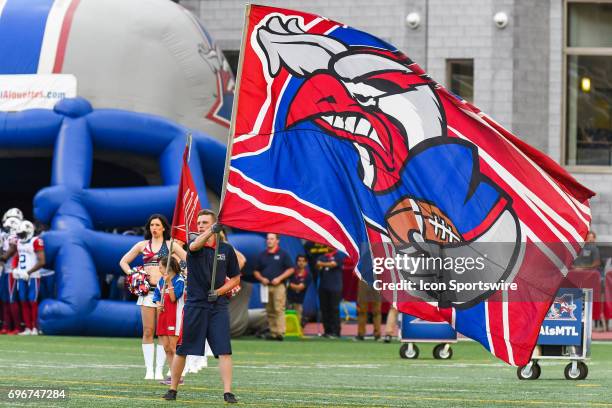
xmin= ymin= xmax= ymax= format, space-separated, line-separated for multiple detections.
xmin=155 ymin=345 xmax=166 ymax=373
xmin=142 ymin=343 xmax=154 ymax=373
xmin=182 ymin=355 xmax=192 ymax=376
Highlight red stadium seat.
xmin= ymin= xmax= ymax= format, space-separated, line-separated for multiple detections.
xmin=605 ymin=271 xmax=612 ymax=320
xmin=566 ymin=269 xmax=602 ymax=321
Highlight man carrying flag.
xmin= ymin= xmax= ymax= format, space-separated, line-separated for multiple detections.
xmin=163 ymin=147 xmax=241 ymax=403
xmin=218 ymin=5 xmax=595 ymax=367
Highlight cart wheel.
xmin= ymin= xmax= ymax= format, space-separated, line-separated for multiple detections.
xmin=517 ymin=361 xmax=541 ymax=380
xmin=564 ymin=362 xmax=588 ymax=380
xmin=399 ymin=343 xmax=419 ymax=359
xmin=433 ymin=344 xmax=453 ymax=360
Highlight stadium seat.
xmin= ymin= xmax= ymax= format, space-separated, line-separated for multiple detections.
xmin=567 ymin=269 xmax=602 ymax=322
xmin=605 ymin=271 xmax=612 ymax=322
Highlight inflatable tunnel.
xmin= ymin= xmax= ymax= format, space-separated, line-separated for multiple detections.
xmin=0 ymin=97 xmax=280 ymax=336
xmin=0 ymin=0 xmax=309 ymax=336
xmin=0 ymin=0 xmax=234 ymax=142
xmin=1 ymin=97 xmax=307 ymax=336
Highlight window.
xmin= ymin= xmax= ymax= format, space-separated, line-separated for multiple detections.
xmin=565 ymin=2 xmax=612 ymax=166
xmin=223 ymin=50 xmax=240 ymax=77
xmin=446 ymin=59 xmax=474 ymax=103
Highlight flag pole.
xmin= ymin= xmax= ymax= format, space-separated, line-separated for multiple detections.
xmin=209 ymin=4 xmax=251 ymax=300
xmin=183 ymin=131 xmax=194 ymax=245
xmin=218 ymin=3 xmax=251 ymax=211
xmin=164 ymin=132 xmax=193 ymax=307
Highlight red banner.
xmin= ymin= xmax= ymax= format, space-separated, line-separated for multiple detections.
xmin=172 ymin=148 xmax=201 ymax=243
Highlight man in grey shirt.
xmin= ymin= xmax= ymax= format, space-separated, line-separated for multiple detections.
xmin=573 ymin=231 xmax=601 ymax=270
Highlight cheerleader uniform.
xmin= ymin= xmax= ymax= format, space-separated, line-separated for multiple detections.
xmin=136 ymin=240 xmax=169 ymax=307
xmin=153 ymin=274 xmax=185 ymax=336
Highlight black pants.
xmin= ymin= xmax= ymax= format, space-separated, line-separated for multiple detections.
xmin=318 ymin=288 xmax=342 ymax=336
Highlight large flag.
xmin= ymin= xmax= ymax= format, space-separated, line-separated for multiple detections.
xmin=172 ymin=147 xmax=201 ymax=243
xmin=219 ymin=5 xmax=595 ymax=365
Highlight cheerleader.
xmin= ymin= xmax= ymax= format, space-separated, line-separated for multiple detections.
xmin=119 ymin=214 xmax=186 ymax=380
xmin=154 ymin=256 xmax=185 ymax=385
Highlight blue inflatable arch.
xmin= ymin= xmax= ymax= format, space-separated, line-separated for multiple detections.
xmin=0 ymin=97 xmax=268 ymax=336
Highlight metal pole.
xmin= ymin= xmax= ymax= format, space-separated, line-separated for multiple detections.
xmin=208 ymin=230 xmax=222 ymax=299
xmin=218 ymin=4 xmax=251 ymax=209
xmin=160 ymin=239 xmax=175 ymax=308
xmin=163 ymin=132 xmax=193 ymax=306
xmin=208 ymin=5 xmax=250 ymax=300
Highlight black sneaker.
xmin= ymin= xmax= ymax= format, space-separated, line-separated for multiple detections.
xmin=354 ymin=335 xmax=365 ymax=341
xmin=224 ymin=392 xmax=238 ymax=403
xmin=162 ymin=389 xmax=177 ymax=401
xmin=276 ymin=335 xmax=284 ymax=341
xmin=383 ymin=335 xmax=392 ymax=343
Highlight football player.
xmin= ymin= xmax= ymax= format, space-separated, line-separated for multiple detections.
xmin=16 ymin=221 xmax=45 ymax=335
xmin=2 ymin=208 xmax=23 ymax=224
xmin=0 ymin=216 xmax=21 ymax=334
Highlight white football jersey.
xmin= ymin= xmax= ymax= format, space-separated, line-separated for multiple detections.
xmin=0 ymin=231 xmax=18 ymax=274
xmin=16 ymin=236 xmax=44 ymax=279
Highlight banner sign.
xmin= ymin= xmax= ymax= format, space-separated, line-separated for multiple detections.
xmin=0 ymin=74 xmax=77 ymax=111
xmin=538 ymin=288 xmax=583 ymax=346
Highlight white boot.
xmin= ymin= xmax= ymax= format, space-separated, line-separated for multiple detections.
xmin=155 ymin=344 xmax=166 ymax=380
xmin=192 ymin=356 xmax=202 ymax=373
xmin=197 ymin=355 xmax=208 ymax=371
xmin=31 ymin=328 xmax=38 ymax=336
xmin=18 ymin=328 xmax=32 ymax=336
xmin=188 ymin=355 xmax=200 ymax=373
xmin=142 ymin=344 xmax=155 ymax=379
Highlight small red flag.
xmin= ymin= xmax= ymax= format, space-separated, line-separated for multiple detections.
xmin=172 ymin=147 xmax=241 ymax=298
xmin=172 ymin=148 xmax=201 ymax=243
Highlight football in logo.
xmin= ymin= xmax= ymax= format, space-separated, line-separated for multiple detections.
xmin=385 ymin=197 xmax=463 ymax=248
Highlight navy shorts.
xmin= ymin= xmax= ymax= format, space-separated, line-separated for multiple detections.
xmin=176 ymin=304 xmax=232 ymax=358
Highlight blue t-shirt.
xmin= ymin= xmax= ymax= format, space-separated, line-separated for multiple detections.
xmin=287 ymin=268 xmax=311 ymax=304
xmin=255 ymin=248 xmax=293 ymax=280
xmin=153 ymin=274 xmax=185 ymax=303
xmin=317 ymin=251 xmax=346 ymax=292
xmin=186 ymin=241 xmax=240 ymax=307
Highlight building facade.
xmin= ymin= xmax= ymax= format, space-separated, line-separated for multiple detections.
xmin=183 ymin=0 xmax=612 ymax=242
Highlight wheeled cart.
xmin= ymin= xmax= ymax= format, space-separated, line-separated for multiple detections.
xmin=399 ymin=314 xmax=457 ymax=360
xmin=517 ymin=288 xmax=592 ymax=380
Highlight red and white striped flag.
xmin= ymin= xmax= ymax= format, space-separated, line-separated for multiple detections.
xmin=172 ymin=147 xmax=241 ymax=298
xmin=218 ymin=5 xmax=595 ymax=366
xmin=171 ymin=147 xmax=201 ymax=243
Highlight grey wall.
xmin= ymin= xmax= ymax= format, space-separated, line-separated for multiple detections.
xmin=182 ymin=0 xmax=414 ymax=52
xmin=512 ymin=0 xmax=550 ymax=152
xmin=188 ymin=0 xmax=612 ymax=241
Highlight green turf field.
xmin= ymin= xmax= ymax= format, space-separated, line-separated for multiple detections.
xmin=0 ymin=336 xmax=611 ymax=407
